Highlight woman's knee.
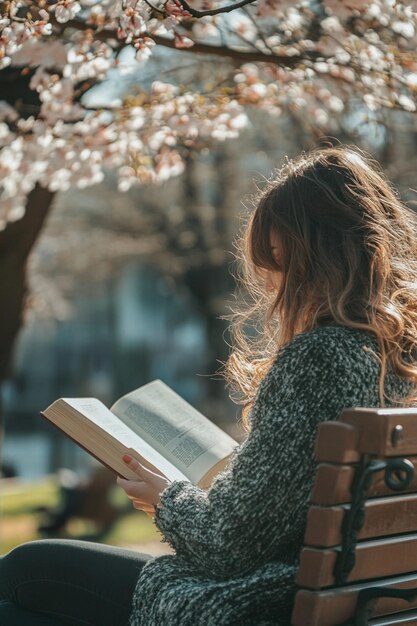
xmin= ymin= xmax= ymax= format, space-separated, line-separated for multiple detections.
xmin=0 ymin=540 xmax=68 ymax=596
xmin=0 ymin=542 xmax=36 ymax=599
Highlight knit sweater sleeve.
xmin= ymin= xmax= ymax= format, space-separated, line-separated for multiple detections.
xmin=154 ymin=331 xmax=370 ymax=579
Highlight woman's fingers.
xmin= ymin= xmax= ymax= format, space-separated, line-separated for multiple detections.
xmin=116 ymin=454 xmax=171 ymax=511
xmin=132 ymin=500 xmax=154 ymax=513
xmin=117 ymin=476 xmax=151 ymax=500
xmin=122 ymin=454 xmax=162 ymax=480
xmin=132 ymin=498 xmax=152 ymax=508
xmin=131 ymin=497 xmax=155 ymax=517
xmin=116 ymin=478 xmax=155 ymax=515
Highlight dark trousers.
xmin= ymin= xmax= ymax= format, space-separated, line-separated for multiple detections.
xmin=0 ymin=539 xmax=151 ymax=625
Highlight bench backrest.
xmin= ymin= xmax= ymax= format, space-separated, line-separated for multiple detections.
xmin=292 ymin=408 xmax=417 ymax=626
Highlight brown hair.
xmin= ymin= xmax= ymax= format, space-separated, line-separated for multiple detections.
xmin=224 ymin=145 xmax=417 ymax=431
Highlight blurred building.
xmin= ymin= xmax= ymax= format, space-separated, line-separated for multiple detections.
xmin=3 ymin=262 xmax=211 ymax=479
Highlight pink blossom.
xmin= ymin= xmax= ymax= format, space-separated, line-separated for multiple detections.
xmin=174 ymin=33 xmax=194 ymax=49
xmin=165 ymin=0 xmax=192 ymax=21
xmin=54 ymin=1 xmax=81 ymax=24
xmin=0 ymin=0 xmax=417 ymax=226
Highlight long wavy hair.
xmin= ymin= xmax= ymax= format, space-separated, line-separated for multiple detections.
xmin=224 ymin=145 xmax=417 ymax=431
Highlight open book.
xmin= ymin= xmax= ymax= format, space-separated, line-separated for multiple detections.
xmin=41 ymin=380 xmax=238 ymax=489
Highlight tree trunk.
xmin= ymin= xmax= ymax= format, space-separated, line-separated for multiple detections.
xmin=0 ymin=185 xmax=54 ymax=472
xmin=0 ymin=185 xmax=55 ymax=380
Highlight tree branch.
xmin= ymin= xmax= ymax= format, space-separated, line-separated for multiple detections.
xmin=142 ymin=0 xmax=166 ymax=15
xmin=152 ymin=33 xmax=319 ymax=66
xmin=48 ymin=16 xmax=364 ymax=89
xmin=176 ymin=0 xmax=257 ymax=17
xmin=242 ymin=6 xmax=275 ymax=54
xmin=53 ymin=17 xmax=316 ymax=68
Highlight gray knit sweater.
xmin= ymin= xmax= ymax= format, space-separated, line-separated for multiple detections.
xmin=129 ymin=325 xmax=415 ymax=626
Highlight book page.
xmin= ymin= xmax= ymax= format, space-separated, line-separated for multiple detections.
xmin=111 ymin=380 xmax=237 ymax=484
xmin=62 ymin=398 xmax=189 ymax=482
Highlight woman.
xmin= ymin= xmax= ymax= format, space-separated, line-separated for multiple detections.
xmin=1 ymin=145 xmax=417 ymax=626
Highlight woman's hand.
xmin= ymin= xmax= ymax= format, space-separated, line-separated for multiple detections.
xmin=116 ymin=454 xmax=171 ymax=517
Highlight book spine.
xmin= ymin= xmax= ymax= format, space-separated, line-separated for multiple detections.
xmin=39 ymin=411 xmax=132 ymax=480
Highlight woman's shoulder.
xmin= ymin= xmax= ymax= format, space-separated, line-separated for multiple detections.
xmin=272 ymin=323 xmax=380 ymax=374
xmin=249 ymin=324 xmax=383 ymax=429
xmin=294 ymin=323 xmax=376 ymax=342
xmin=249 ymin=324 xmax=381 ymax=426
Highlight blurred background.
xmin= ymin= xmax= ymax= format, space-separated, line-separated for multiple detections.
xmin=2 ymin=3 xmax=417 ymax=558
xmin=3 ymin=107 xmax=417 ymax=555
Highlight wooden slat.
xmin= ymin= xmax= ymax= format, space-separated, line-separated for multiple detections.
xmin=340 ymin=409 xmax=417 ymax=457
xmin=291 ymin=572 xmax=417 ymax=626
xmin=312 ymin=463 xmax=355 ymax=504
xmin=304 ymin=493 xmax=417 ymax=547
xmin=315 ymin=421 xmax=360 ymax=463
xmin=312 ymin=458 xmax=417 ymax=506
xmin=296 ymin=534 xmax=417 ymax=589
xmin=315 ymin=410 xmax=417 ymax=463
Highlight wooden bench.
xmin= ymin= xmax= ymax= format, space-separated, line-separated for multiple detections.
xmin=292 ymin=407 xmax=417 ymax=626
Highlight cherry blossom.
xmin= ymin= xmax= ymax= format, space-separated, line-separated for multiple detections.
xmin=54 ymin=1 xmax=82 ymax=24
xmin=0 ymin=0 xmax=416 ymax=226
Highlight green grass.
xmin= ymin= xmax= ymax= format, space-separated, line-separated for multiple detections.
xmin=1 ymin=476 xmax=164 ymax=555
xmin=1 ymin=476 xmax=59 ymax=516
